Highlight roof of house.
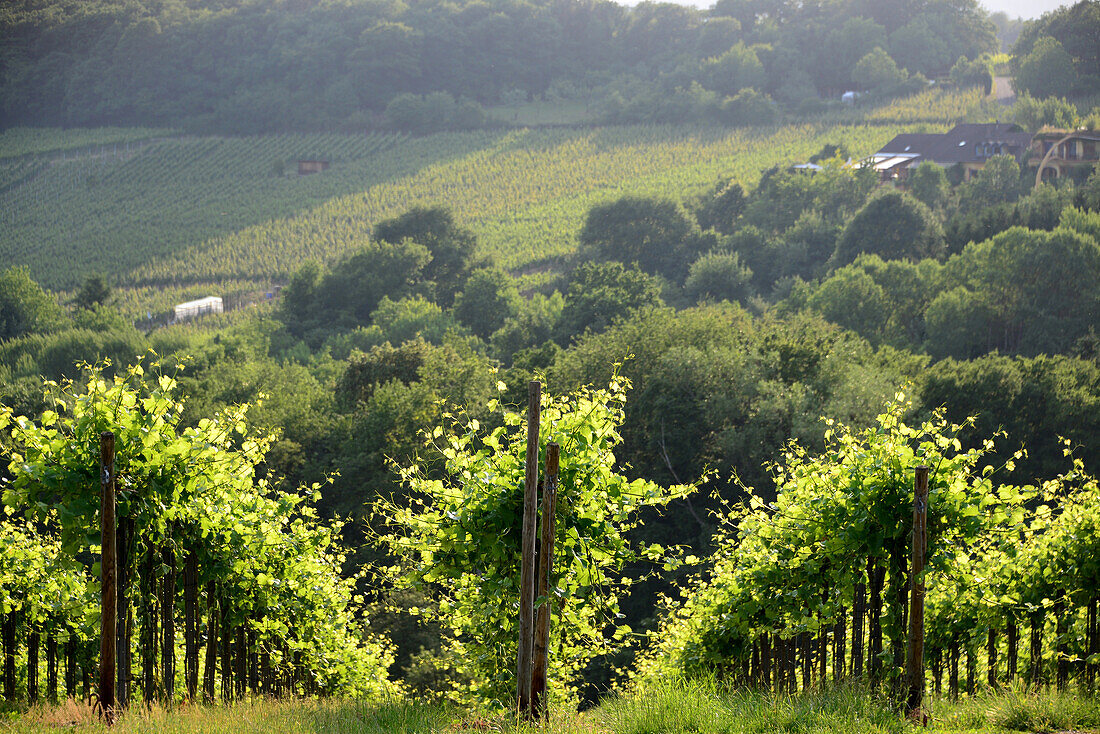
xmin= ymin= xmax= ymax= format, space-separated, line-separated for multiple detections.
xmin=1030 ymin=129 xmax=1100 ymax=143
xmin=876 ymin=123 xmax=1033 ymax=166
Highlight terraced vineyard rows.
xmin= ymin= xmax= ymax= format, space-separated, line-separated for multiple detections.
xmin=0 ymin=132 xmax=413 ymax=293
xmin=0 ymin=126 xmax=174 ymax=158
xmin=128 ymin=123 xmax=936 ymax=295
xmin=0 ymin=89 xmax=982 ymax=314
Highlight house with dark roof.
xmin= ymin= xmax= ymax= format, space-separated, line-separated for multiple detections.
xmin=1027 ymin=129 xmax=1100 ymax=186
xmin=863 ymin=123 xmax=1034 ymax=182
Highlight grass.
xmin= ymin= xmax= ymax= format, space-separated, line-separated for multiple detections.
xmin=928 ymin=684 xmax=1100 ymax=732
xmin=597 ymin=679 xmax=906 ymax=734
xmin=4 ymin=684 xmax=1097 ymax=734
xmin=2 ymin=697 xmax=454 ymax=734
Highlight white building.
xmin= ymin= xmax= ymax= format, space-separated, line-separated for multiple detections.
xmin=173 ymin=296 xmax=223 ymax=322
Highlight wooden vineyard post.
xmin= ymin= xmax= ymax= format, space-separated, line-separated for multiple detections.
xmin=220 ymin=607 xmax=231 ymax=701
xmin=47 ymin=632 xmax=57 ymax=703
xmin=261 ymin=646 xmax=272 ymax=697
xmin=65 ymin=637 xmax=75 ymax=698
xmin=27 ymin=631 xmax=38 ymax=702
xmin=1087 ymin=596 xmax=1098 ymax=695
xmin=800 ymin=631 xmax=810 ymax=690
xmin=3 ymin=611 xmax=14 ymax=700
xmin=162 ymin=542 xmax=176 ymax=701
xmin=248 ymin=627 xmax=258 ymax=694
xmin=949 ymin=634 xmax=960 ymax=700
xmin=517 ymin=381 xmax=540 ymax=718
xmin=1029 ymin=610 xmax=1043 ymax=687
xmin=531 ymin=442 xmax=559 ymax=718
xmin=748 ymin=638 xmax=756 ymax=686
xmin=760 ymin=633 xmax=771 ymax=690
xmin=203 ymin=583 xmax=217 ymax=703
xmin=834 ymin=610 xmax=846 ymax=681
xmin=868 ymin=559 xmax=884 ymax=682
xmin=987 ymin=627 xmax=998 ymax=690
xmin=234 ymin=626 xmax=246 ymax=699
xmin=1054 ymin=597 xmax=1069 ymax=692
xmin=99 ymin=431 xmax=117 ymax=724
xmin=932 ymin=648 xmax=942 ymax=695
xmin=184 ymin=547 xmax=198 ymax=700
xmin=116 ymin=517 xmax=128 ymax=708
xmin=852 ymin=578 xmax=866 ymax=679
xmin=905 ymin=465 xmax=929 ymax=718
xmin=966 ymin=646 xmax=976 ymax=696
xmin=1006 ymin=617 xmax=1018 ymax=684
xmin=141 ymin=547 xmax=156 ymax=702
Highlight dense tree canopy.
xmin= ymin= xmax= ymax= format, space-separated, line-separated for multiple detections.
xmin=578 ymin=196 xmax=709 ymax=281
xmin=832 ymin=190 xmax=943 ymax=266
xmin=0 ymin=267 xmax=65 ymax=342
xmin=0 ymin=0 xmax=999 ymax=132
xmin=1012 ymin=0 xmax=1100 ymax=97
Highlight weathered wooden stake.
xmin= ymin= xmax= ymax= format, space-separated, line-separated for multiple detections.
xmin=818 ymin=621 xmax=827 ymax=683
xmin=248 ymin=627 xmax=258 ymax=694
xmin=800 ymin=631 xmax=811 ymax=690
xmin=966 ymin=645 xmax=976 ymax=696
xmin=27 ymin=631 xmax=39 ymax=703
xmin=788 ymin=635 xmax=797 ymax=693
xmin=203 ymin=583 xmax=217 ymax=703
xmin=46 ymin=632 xmax=57 ymax=703
xmin=932 ymin=647 xmax=942 ymax=695
xmin=987 ymin=627 xmax=998 ymax=690
xmin=1029 ymin=610 xmax=1043 ymax=687
xmin=852 ymin=580 xmax=866 ymax=678
xmin=751 ymin=641 xmax=760 ymax=685
xmin=905 ymin=465 xmax=929 ymax=717
xmin=949 ymin=634 xmax=960 ymax=700
xmin=1006 ymin=618 xmax=1018 ymax=684
xmin=1055 ymin=596 xmax=1069 ymax=692
xmin=220 ymin=607 xmax=231 ymax=701
xmin=65 ymin=636 xmax=75 ymax=698
xmin=234 ymin=626 xmax=246 ymax=698
xmin=517 ymin=380 xmax=540 ymax=717
xmin=117 ymin=517 xmax=132 ymax=708
xmin=185 ymin=547 xmax=198 ymax=700
xmin=141 ymin=545 xmax=156 ymax=702
xmin=834 ymin=609 xmax=846 ymax=681
xmin=261 ymin=647 xmax=272 ymax=697
xmin=760 ymin=632 xmax=771 ymax=689
xmin=162 ymin=542 xmax=176 ymax=702
xmin=1088 ymin=596 xmax=1098 ymax=694
xmin=531 ymin=442 xmax=559 ymax=717
xmin=99 ymin=431 xmax=117 ymax=724
xmin=772 ymin=637 xmax=781 ymax=692
xmin=868 ymin=559 xmax=884 ymax=681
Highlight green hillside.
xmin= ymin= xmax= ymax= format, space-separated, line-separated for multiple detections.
xmin=0 ymin=88 xmax=989 ymax=314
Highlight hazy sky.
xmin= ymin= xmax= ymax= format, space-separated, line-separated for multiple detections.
xmin=979 ymin=0 xmax=1069 ymax=19
xmin=632 ymin=0 xmax=1069 ymax=21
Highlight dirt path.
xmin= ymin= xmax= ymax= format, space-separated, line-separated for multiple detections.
xmin=993 ymin=76 xmax=1016 ymax=106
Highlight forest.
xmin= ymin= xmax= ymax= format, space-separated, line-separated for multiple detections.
xmin=1 ymin=0 xmax=1100 ymax=727
xmin=6 ymin=0 xmax=1094 ymax=132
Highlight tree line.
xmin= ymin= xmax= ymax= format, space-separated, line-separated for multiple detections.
xmin=1 ymin=0 xmax=1004 ymax=133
